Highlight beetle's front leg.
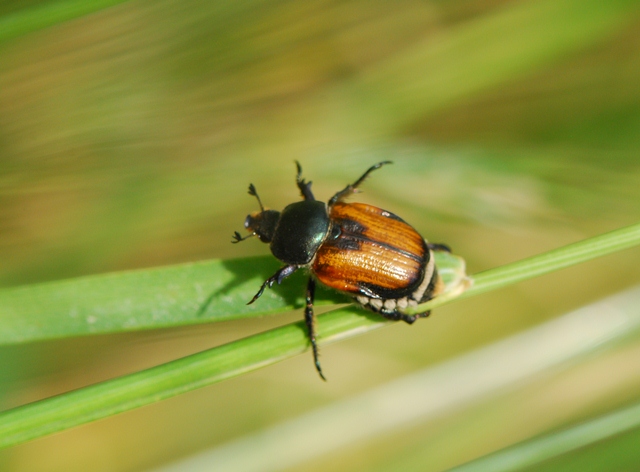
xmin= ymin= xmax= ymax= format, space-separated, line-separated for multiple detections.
xmin=295 ymin=161 xmax=315 ymax=201
xmin=247 ymin=264 xmax=298 ymax=305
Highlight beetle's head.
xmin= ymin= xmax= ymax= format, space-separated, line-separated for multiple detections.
xmin=243 ymin=209 xmax=280 ymax=243
xmin=232 ymin=183 xmax=280 ymax=244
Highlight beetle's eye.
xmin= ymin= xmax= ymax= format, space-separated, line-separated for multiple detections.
xmin=329 ymin=225 xmax=341 ymax=240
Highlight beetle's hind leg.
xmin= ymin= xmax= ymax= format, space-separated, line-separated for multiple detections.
xmin=295 ymin=161 xmax=315 ymax=201
xmin=377 ymin=309 xmax=431 ymax=324
xmin=428 ymin=242 xmax=451 ymax=253
xmin=304 ymin=278 xmax=326 ymax=380
xmin=329 ymin=161 xmax=392 ymax=206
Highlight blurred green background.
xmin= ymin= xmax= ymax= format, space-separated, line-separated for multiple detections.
xmin=1 ymin=0 xmax=640 ymax=470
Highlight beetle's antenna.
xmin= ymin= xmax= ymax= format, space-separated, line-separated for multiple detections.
xmin=231 ymin=231 xmax=254 ymax=244
xmin=248 ymin=183 xmax=264 ymax=211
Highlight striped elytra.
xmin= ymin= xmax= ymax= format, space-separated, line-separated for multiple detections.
xmin=313 ymin=202 xmax=430 ymax=298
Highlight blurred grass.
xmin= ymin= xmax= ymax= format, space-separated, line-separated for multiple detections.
xmin=0 ymin=0 xmax=129 ymax=44
xmin=1 ymin=0 xmax=640 ymax=470
xmin=450 ymin=400 xmax=640 ymax=472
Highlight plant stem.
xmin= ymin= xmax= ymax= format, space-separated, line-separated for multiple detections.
xmin=465 ymin=221 xmax=640 ymax=298
xmin=406 ymin=221 xmax=640 ymax=313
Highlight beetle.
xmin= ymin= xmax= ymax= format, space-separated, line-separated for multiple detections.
xmin=232 ymin=161 xmax=449 ymax=380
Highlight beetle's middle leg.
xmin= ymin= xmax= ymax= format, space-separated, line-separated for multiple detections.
xmin=329 ymin=161 xmax=392 ymax=206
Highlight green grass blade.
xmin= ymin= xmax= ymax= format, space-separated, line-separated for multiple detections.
xmin=466 ymin=222 xmax=640 ymax=298
xmin=406 ymin=221 xmax=640 ymax=314
xmin=0 ymin=222 xmax=639 ymax=448
xmin=0 ymin=250 xmax=462 ymax=345
xmin=0 ymin=257 xmax=342 ymax=344
xmin=449 ymin=401 xmax=640 ymax=472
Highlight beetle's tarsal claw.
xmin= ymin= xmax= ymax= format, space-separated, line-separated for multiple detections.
xmin=316 ymin=361 xmax=326 ymax=381
xmin=247 ymin=285 xmax=266 ymax=305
